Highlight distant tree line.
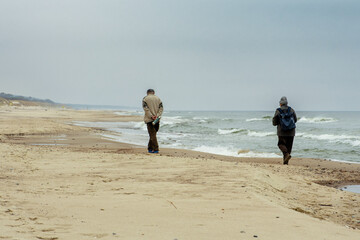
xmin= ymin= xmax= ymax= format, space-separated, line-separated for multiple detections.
xmin=0 ymin=92 xmax=55 ymax=104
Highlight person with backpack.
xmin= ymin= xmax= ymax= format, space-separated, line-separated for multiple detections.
xmin=272 ymin=96 xmax=297 ymax=165
xmin=143 ymin=89 xmax=163 ymax=153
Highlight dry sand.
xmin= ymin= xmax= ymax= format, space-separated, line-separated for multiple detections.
xmin=0 ymin=106 xmax=359 ymax=239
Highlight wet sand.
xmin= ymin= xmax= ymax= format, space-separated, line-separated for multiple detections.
xmin=1 ymin=106 xmax=359 ymax=239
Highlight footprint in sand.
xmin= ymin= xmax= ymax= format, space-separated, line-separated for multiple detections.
xmin=36 ymin=237 xmax=58 ymax=240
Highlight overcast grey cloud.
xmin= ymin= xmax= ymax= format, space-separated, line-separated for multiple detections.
xmin=1 ymin=0 xmax=359 ymax=110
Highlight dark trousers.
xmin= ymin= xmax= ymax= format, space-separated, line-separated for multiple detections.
xmin=147 ymin=122 xmax=160 ymax=151
xmin=277 ymin=136 xmax=294 ymax=157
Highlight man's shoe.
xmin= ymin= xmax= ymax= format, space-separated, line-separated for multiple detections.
xmin=283 ymin=153 xmax=291 ymax=165
xmin=152 ymin=151 xmax=159 ymax=154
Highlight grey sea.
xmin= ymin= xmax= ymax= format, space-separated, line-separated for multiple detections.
xmin=74 ymin=109 xmax=360 ymax=164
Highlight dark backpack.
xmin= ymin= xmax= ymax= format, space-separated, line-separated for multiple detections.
xmin=277 ymin=107 xmax=296 ymax=131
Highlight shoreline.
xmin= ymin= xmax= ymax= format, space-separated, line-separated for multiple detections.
xmin=1 ymin=106 xmax=360 ymax=239
xmin=72 ymin=110 xmax=360 ymax=165
xmin=2 ymin=107 xmax=360 ymax=186
xmin=74 ymin=118 xmax=360 ymax=165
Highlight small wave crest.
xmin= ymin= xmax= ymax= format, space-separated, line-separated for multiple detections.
xmin=246 ymin=116 xmax=272 ymax=122
xmin=218 ymin=128 xmax=246 ymax=135
xmin=193 ymin=146 xmax=239 ymax=157
xmin=298 ymin=133 xmax=360 ymax=147
xmin=246 ymin=118 xmax=263 ymax=122
xmin=298 ymin=117 xmax=337 ymax=123
xmin=193 ymin=145 xmax=280 ymax=158
xmin=193 ymin=116 xmax=209 ymax=123
xmin=218 ymin=128 xmax=275 ymax=137
xmin=247 ymin=130 xmax=275 ymax=137
xmin=161 ymin=116 xmax=189 ymax=126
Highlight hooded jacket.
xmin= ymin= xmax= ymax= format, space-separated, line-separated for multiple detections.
xmin=272 ymin=105 xmax=297 ymax=136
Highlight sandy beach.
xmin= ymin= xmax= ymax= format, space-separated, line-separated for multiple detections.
xmin=1 ymin=106 xmax=359 ymax=239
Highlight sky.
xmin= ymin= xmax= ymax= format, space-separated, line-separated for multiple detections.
xmin=1 ymin=0 xmax=359 ymax=111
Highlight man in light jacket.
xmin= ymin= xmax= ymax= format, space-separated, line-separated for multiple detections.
xmin=272 ymin=96 xmax=297 ymax=165
xmin=142 ymin=89 xmax=163 ymax=153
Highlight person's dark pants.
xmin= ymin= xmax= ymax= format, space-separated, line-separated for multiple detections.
xmin=147 ymin=122 xmax=160 ymax=152
xmin=277 ymin=136 xmax=294 ymax=158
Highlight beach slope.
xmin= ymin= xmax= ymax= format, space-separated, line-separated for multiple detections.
xmin=0 ymin=107 xmax=359 ymax=239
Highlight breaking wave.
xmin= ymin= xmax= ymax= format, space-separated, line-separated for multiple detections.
xmin=246 ymin=116 xmax=272 ymax=122
xmin=218 ymin=128 xmax=246 ymax=135
xmin=247 ymin=131 xmax=276 ymax=137
xmin=298 ymin=117 xmax=337 ymax=123
xmin=218 ymin=128 xmax=275 ymax=137
xmin=193 ymin=145 xmax=280 ymax=158
xmin=161 ymin=116 xmax=189 ymax=126
xmin=298 ymin=133 xmax=360 ymax=147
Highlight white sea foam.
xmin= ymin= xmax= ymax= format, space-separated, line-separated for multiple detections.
xmin=298 ymin=117 xmax=337 ymax=123
xmin=217 ymin=128 xmax=274 ymax=137
xmin=246 ymin=118 xmax=262 ymax=122
xmin=246 ymin=118 xmax=265 ymax=122
xmin=218 ymin=128 xmax=246 ymax=135
xmin=193 ymin=117 xmax=208 ymax=123
xmin=298 ymin=133 xmax=360 ymax=147
xmin=193 ymin=145 xmax=280 ymax=158
xmin=246 ymin=116 xmax=272 ymax=122
xmin=340 ymin=140 xmax=360 ymax=147
xmin=161 ymin=116 xmax=188 ymax=126
xmin=193 ymin=146 xmax=241 ymax=157
xmin=247 ymin=130 xmax=275 ymax=137
xmin=237 ymin=151 xmax=280 ymax=158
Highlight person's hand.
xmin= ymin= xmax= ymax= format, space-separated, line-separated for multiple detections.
xmin=152 ymin=116 xmax=157 ymax=120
